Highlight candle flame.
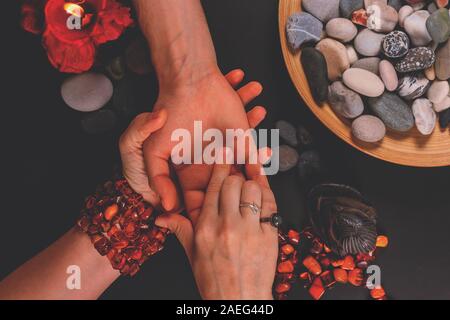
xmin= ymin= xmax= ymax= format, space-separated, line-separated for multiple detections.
xmin=64 ymin=2 xmax=85 ymax=18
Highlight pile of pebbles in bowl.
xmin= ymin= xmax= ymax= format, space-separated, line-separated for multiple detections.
xmin=286 ymin=0 xmax=450 ymax=143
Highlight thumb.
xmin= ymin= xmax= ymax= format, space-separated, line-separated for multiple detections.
xmin=155 ymin=213 xmax=194 ymax=259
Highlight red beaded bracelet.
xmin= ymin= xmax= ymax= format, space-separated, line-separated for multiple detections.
xmin=77 ymin=178 xmax=170 ymax=277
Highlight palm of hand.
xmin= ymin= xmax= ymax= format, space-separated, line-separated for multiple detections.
xmin=143 ymin=71 xmax=265 ymax=221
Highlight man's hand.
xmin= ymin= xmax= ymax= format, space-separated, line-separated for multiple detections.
xmin=144 ymin=69 xmax=268 ymax=222
xmin=120 ymin=69 xmax=267 ymax=209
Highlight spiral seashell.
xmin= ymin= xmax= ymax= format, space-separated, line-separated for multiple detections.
xmin=308 ymin=183 xmax=377 ymax=256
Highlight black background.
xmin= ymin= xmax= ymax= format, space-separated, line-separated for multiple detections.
xmin=2 ymin=0 xmax=450 ymax=300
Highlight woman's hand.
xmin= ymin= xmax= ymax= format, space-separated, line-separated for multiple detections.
xmin=120 ymin=69 xmax=267 ymax=207
xmin=156 ymin=152 xmax=279 ymax=300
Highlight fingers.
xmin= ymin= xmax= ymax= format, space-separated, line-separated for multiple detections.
xmin=119 ymin=110 xmax=168 ymax=154
xmin=219 ymin=175 xmax=244 ymax=224
xmin=144 ymin=147 xmax=180 ymax=212
xmin=239 ymin=181 xmax=262 ymax=226
xmin=224 ymin=69 xmax=263 ymax=106
xmin=237 ymin=81 xmax=263 ymax=106
xmin=201 ymin=149 xmax=233 ymax=221
xmin=155 ymin=213 xmax=194 ymax=260
xmin=247 ymin=106 xmax=267 ymax=129
xmin=225 ymin=69 xmax=245 ymax=88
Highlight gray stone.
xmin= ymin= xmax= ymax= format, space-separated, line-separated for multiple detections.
xmin=368 ymin=92 xmax=415 ymax=132
xmin=276 ymin=120 xmax=298 ymax=147
xmin=388 ymin=0 xmax=402 ymax=11
xmin=426 ymin=8 xmax=450 ymax=44
xmin=397 ymin=73 xmax=431 ymax=100
xmin=81 ymin=109 xmax=117 ymax=134
xmin=286 ymin=12 xmax=323 ymax=51
xmin=395 ymin=47 xmax=436 ymax=73
xmin=278 ymin=145 xmax=300 ymax=172
xmin=340 ymin=0 xmax=364 ymax=19
xmin=303 ymin=0 xmax=339 ymax=23
xmin=352 ymin=57 xmax=381 ymax=74
xmin=382 ymin=31 xmax=410 ymax=58
xmin=435 ymin=39 xmax=450 ymax=80
xmin=126 ymin=37 xmax=153 ymax=75
xmin=352 ymin=115 xmax=386 ymax=142
xmin=354 ymin=29 xmax=386 ymax=57
xmin=328 ymin=81 xmax=365 ymax=119
xmin=297 ymin=150 xmax=321 ymax=180
xmin=297 ymin=125 xmax=314 ymax=147
xmin=439 ymin=108 xmax=450 ymax=128
xmin=61 ymin=73 xmax=113 ymax=112
xmin=301 ymin=48 xmax=329 ymax=104
xmin=404 ymin=10 xmax=432 ymax=46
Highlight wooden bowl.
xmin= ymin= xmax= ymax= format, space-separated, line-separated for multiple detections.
xmin=279 ymin=0 xmax=450 ymax=167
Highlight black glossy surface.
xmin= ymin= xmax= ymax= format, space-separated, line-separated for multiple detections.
xmin=3 ymin=0 xmax=450 ymax=300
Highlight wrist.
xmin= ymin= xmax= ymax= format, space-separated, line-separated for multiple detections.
xmin=155 ymin=58 xmax=220 ymax=95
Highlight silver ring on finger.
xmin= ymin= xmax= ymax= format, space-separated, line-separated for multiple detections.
xmin=239 ymin=202 xmax=261 ymax=215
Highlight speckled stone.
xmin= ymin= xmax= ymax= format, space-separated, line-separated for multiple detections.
xmin=352 ymin=115 xmax=386 ymax=142
xmin=412 ymin=98 xmax=437 ymax=135
xmin=286 ymin=12 xmax=323 ymax=51
xmin=395 ymin=47 xmax=436 ymax=73
xmin=301 ymin=48 xmax=329 ymax=104
xmin=368 ymin=92 xmax=415 ymax=132
xmin=303 ymin=0 xmax=340 ymax=23
xmin=382 ymin=31 xmax=410 ymax=58
xmin=397 ymin=73 xmax=431 ymax=100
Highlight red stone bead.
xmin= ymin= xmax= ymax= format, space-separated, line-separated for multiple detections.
xmin=303 ymin=256 xmax=322 ymax=276
xmin=333 ymin=268 xmax=348 ymax=284
xmin=104 ymin=204 xmax=119 ymax=221
xmin=309 ymin=277 xmax=325 ymax=300
xmin=320 ymin=270 xmax=336 ymax=288
xmin=113 ymin=239 xmax=129 ymax=250
xmin=277 ymin=260 xmax=294 ymax=273
xmin=342 ymin=255 xmax=355 ymax=271
xmin=87 ymin=224 xmax=100 ymax=235
xmin=93 ymin=236 xmax=111 ymax=256
xmin=348 ymin=268 xmax=364 ymax=287
xmin=370 ymin=287 xmax=386 ymax=300
xmin=287 ymin=230 xmax=300 ymax=245
xmin=281 ymin=244 xmax=294 ymax=256
xmin=124 ymin=222 xmax=140 ymax=239
xmin=319 ymin=256 xmax=331 ymax=268
xmin=275 ymin=282 xmax=291 ymax=294
xmin=92 ymin=212 xmax=104 ymax=225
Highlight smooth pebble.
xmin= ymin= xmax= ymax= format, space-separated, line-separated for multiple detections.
xmin=412 ymin=98 xmax=437 ymax=135
xmin=352 ymin=115 xmax=386 ymax=142
xmin=343 ymin=68 xmax=385 ymax=97
xmin=328 ymin=81 xmax=365 ymax=119
xmin=379 ymin=60 xmax=398 ymax=91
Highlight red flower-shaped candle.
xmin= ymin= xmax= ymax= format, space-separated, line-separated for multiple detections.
xmin=21 ymin=0 xmax=133 ymax=73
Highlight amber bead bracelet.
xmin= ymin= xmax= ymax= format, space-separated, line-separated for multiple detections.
xmin=77 ymin=177 xmax=169 ymax=277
